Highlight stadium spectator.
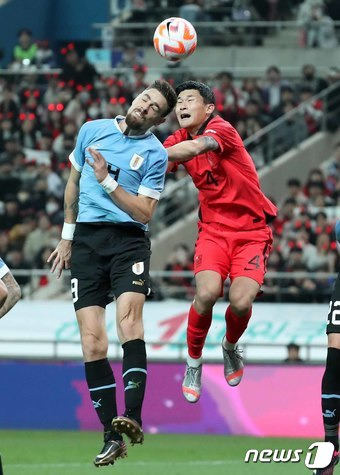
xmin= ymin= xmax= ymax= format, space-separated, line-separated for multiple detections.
xmin=260 ymin=66 xmax=291 ymax=112
xmin=284 ymin=343 xmax=304 ymax=363
xmin=61 ymin=48 xmax=98 ymax=88
xmin=163 ymin=243 xmax=194 ymax=299
xmin=326 ymin=142 xmax=340 ymax=197
xmin=179 ymin=0 xmax=205 ymax=22
xmin=299 ymin=85 xmax=323 ymax=134
xmin=23 ymin=214 xmax=52 ymax=264
xmin=283 ymin=246 xmax=318 ymax=301
xmin=280 ymin=178 xmax=308 ymax=207
xmin=297 ymin=64 xmax=328 ymax=95
xmin=4 ymin=249 xmax=30 ymax=289
xmin=10 ymin=28 xmax=37 ymax=69
xmin=298 ymin=0 xmax=338 ymax=48
xmin=303 ymin=232 xmax=337 ymax=272
xmin=213 ymin=71 xmax=246 ymax=125
xmin=131 ymin=64 xmax=149 ymax=98
xmin=270 ymin=85 xmax=297 ymax=120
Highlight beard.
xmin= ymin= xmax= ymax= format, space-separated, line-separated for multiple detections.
xmin=125 ymin=109 xmax=145 ymax=130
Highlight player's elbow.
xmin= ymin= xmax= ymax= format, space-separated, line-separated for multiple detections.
xmin=138 ymin=212 xmax=151 ymax=225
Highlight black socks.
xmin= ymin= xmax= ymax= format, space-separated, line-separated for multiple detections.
xmin=321 ymin=347 xmax=340 ymax=452
xmin=122 ymin=339 xmax=147 ymax=426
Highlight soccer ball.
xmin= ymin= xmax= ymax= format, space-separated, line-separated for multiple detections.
xmin=153 ymin=17 xmax=197 ymax=62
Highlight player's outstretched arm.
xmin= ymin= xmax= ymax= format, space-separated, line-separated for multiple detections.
xmin=0 ymin=271 xmax=21 ymax=319
xmin=47 ymin=165 xmax=80 ymax=278
xmin=87 ymin=148 xmax=158 ymax=224
xmin=166 ymin=136 xmax=219 ymax=162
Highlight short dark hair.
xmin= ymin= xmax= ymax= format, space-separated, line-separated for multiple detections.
xmin=176 ymin=81 xmax=215 ymax=105
xmin=17 ymin=28 xmax=32 ymax=38
xmin=148 ymin=80 xmax=177 ymax=117
xmin=267 ymin=65 xmax=280 ymax=75
xmin=216 ymin=71 xmax=234 ymax=81
xmin=287 ymin=178 xmax=301 ymax=187
xmin=287 ymin=343 xmax=300 ymax=351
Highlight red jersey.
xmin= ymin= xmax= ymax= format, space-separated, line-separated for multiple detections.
xmin=164 ymin=115 xmax=277 ymax=231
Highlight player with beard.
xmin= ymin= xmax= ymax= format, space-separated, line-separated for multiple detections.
xmin=48 ymin=80 xmax=176 ymax=466
xmin=165 ymin=81 xmax=277 ymax=403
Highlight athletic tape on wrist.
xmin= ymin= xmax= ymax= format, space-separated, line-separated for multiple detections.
xmin=100 ymin=174 xmax=118 ymax=194
xmin=61 ymin=222 xmax=76 ymax=240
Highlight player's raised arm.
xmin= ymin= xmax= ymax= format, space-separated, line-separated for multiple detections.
xmin=167 ymin=136 xmax=219 ymax=162
xmin=47 ymin=165 xmax=81 ymax=278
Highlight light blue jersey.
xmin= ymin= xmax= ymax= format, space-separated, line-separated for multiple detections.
xmin=0 ymin=258 xmax=9 ymax=279
xmin=69 ymin=117 xmax=168 ymax=230
xmin=335 ymin=220 xmax=340 ymax=242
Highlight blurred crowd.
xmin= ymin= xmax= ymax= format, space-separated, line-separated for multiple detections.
xmin=114 ymin=0 xmax=340 ymax=23
xmin=164 ymin=143 xmax=340 ymax=302
xmin=0 ymin=28 xmax=339 ymax=301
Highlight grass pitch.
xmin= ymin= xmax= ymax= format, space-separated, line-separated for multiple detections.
xmin=0 ymin=431 xmax=315 ymax=475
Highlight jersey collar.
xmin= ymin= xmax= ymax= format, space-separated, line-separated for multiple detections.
xmin=187 ymin=114 xmax=214 ymax=140
xmin=113 ymin=115 xmax=152 ymax=139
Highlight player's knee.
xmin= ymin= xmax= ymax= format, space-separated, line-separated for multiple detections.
xmin=81 ymin=332 xmax=108 ymax=360
xmin=230 ymin=296 xmax=252 ymax=317
xmin=196 ymin=286 xmax=219 ymax=310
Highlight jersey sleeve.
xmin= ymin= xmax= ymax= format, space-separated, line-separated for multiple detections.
xmin=138 ymin=148 xmax=168 ymax=200
xmin=201 ymin=118 xmax=238 ymax=155
xmin=335 ymin=220 xmax=340 ymax=242
xmin=69 ymin=121 xmax=94 ymax=172
xmin=163 ymin=130 xmax=185 ymax=173
xmin=0 ymin=258 xmax=9 ymax=279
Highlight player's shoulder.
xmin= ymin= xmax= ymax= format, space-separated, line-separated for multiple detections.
xmin=147 ymin=133 xmax=168 ymax=160
xmin=205 ymin=115 xmax=234 ymax=133
xmin=163 ymin=128 xmax=188 ymax=147
xmin=81 ymin=118 xmax=113 ymax=131
xmin=78 ymin=119 xmax=113 ymax=137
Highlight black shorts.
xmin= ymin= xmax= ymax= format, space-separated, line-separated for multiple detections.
xmin=327 ymin=272 xmax=340 ymax=334
xmin=71 ymin=223 xmax=152 ymax=311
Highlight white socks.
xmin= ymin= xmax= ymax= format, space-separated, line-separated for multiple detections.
xmin=187 ymin=355 xmax=202 ymax=368
xmin=222 ymin=336 xmax=236 ymax=351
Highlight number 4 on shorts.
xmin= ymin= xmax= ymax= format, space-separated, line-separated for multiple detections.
xmin=244 ymin=255 xmax=260 ymax=270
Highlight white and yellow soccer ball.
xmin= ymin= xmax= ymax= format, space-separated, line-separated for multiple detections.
xmin=153 ymin=17 xmax=197 ymax=62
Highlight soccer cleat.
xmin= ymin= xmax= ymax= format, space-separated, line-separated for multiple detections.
xmin=112 ymin=416 xmax=144 ymax=445
xmin=93 ymin=432 xmax=127 ymax=467
xmin=313 ymin=451 xmax=339 ymax=475
xmin=222 ymin=342 xmax=244 ymax=386
xmin=182 ymin=364 xmax=202 ymax=403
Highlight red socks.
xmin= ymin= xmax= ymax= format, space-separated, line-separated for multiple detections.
xmin=187 ymin=304 xmax=212 ymax=359
xmin=225 ymin=305 xmax=252 ymax=344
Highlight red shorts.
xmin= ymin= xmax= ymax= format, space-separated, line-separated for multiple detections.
xmin=194 ymin=223 xmax=273 ymax=286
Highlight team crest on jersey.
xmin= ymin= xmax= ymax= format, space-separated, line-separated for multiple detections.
xmin=130 ymin=153 xmax=144 ymax=170
xmin=132 ymin=262 xmax=144 ymax=275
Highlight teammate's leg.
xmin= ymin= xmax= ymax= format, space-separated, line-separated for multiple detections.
xmin=224 ymin=229 xmax=272 ymax=386
xmin=182 ymin=270 xmax=221 ymax=403
xmin=112 ymin=292 xmax=146 ymax=444
xmin=76 ymin=306 xmax=126 ymax=466
xmin=222 ymin=277 xmax=259 ymax=386
xmin=314 ymin=336 xmax=340 ymax=475
xmin=315 ymin=278 xmax=340 ymax=474
xmin=226 ymin=276 xmax=259 ymax=346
